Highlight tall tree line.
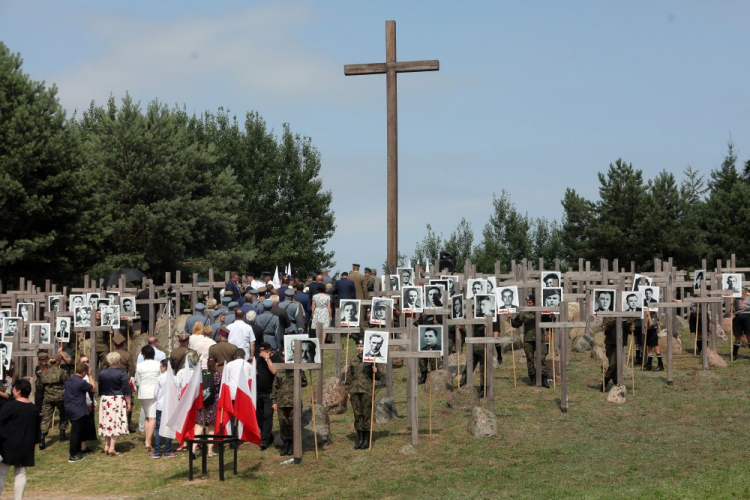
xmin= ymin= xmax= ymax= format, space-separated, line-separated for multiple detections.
xmin=413 ymin=144 xmax=750 ymax=273
xmin=0 ymin=43 xmax=335 ymax=287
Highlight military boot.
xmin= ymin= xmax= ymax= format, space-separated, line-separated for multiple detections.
xmin=39 ymin=434 xmax=47 ymax=450
xmin=541 ymin=375 xmax=550 ymax=388
xmin=643 ymin=355 xmax=653 ymax=371
xmin=360 ymin=430 xmax=370 ymax=450
xmin=60 ymin=429 xmax=68 ymax=442
xmin=654 ymin=355 xmax=664 ymax=372
xmin=733 ymin=342 xmax=741 ymax=359
xmin=598 ymin=377 xmax=610 ymax=392
xmin=495 ymin=345 xmax=503 ymax=365
xmin=634 ymin=349 xmax=642 ymax=366
xmin=354 ymin=431 xmax=363 ymax=450
xmin=418 ymin=372 xmax=427 ymax=385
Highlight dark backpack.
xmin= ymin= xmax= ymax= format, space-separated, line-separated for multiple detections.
xmin=201 ymin=372 xmax=215 ymax=406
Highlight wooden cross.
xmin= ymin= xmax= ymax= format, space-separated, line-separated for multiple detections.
xmin=540 ymin=303 xmax=585 ymax=413
xmin=344 ymin=20 xmax=439 ymax=271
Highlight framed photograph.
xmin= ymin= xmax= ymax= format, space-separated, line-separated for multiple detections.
xmin=418 ymin=325 xmax=444 ymax=354
xmin=722 ymin=273 xmax=742 ymax=298
xmin=0 ymin=310 xmax=8 ymax=335
xmin=363 ymin=330 xmax=389 ymax=364
xmin=339 ymin=299 xmax=361 ymax=327
xmin=120 ymin=296 xmax=136 ymax=313
xmin=105 ymin=291 xmax=120 ymax=303
xmin=621 ymin=291 xmax=643 ymax=315
xmin=592 ymin=289 xmax=615 ymax=314
xmin=496 ymin=286 xmax=519 ymax=314
xmin=639 ymin=285 xmax=660 ymax=312
xmin=467 ymin=279 xmax=486 ymax=299
xmin=632 ymin=274 xmax=652 ymax=291
xmin=48 ymin=295 xmax=63 ymax=313
xmin=55 ymin=317 xmax=71 ymax=342
xmin=397 ymin=267 xmax=414 ymax=287
xmin=424 ymin=284 xmax=446 ymax=308
xmin=0 ymin=341 xmax=12 ymax=371
xmin=542 ymin=272 xmax=561 ymax=289
xmin=693 ymin=269 xmax=706 ymax=291
xmin=370 ymin=297 xmax=393 ymax=326
xmin=74 ymin=306 xmax=92 ymax=328
xmin=401 ymin=286 xmax=424 ymax=314
xmin=29 ymin=323 xmax=51 ymax=344
xmin=486 ymin=276 xmax=497 ymax=294
xmin=542 ymin=287 xmax=563 ymax=314
xmin=440 ymin=275 xmax=458 ymax=297
xmin=2 ymin=317 xmax=20 ymax=340
xmin=102 ymin=305 xmax=121 ymax=328
xmin=283 ymin=334 xmax=307 ymax=362
xmin=388 ymin=275 xmax=400 ymax=291
xmin=69 ymin=294 xmax=85 ymax=311
xmin=474 ymin=294 xmax=497 ymax=322
xmin=450 ymin=294 xmax=464 ymax=319
xmin=96 ymin=298 xmax=111 ymax=311
xmin=17 ymin=303 xmax=33 ymax=323
xmin=86 ymin=293 xmax=100 ymax=309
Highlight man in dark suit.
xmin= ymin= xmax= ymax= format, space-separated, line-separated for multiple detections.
xmin=334 ymin=272 xmax=356 ymax=302
xmin=226 ymin=272 xmax=242 ymax=304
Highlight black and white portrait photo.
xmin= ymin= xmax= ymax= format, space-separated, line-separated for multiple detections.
xmin=97 ymin=298 xmax=111 ymax=311
xmin=401 ymin=286 xmax=423 ymax=314
xmin=55 ymin=317 xmax=71 ymax=342
xmin=389 ymin=275 xmax=400 ymax=291
xmin=418 ymin=325 xmax=444 ymax=354
xmin=622 ymin=291 xmax=643 ymax=314
xmin=397 ymin=267 xmax=414 ymax=288
xmin=2 ymin=317 xmax=20 ymax=340
xmin=693 ymin=269 xmax=706 ymax=291
xmin=120 ymin=296 xmax=136 ymax=313
xmin=102 ymin=305 xmax=121 ymax=328
xmin=639 ymin=286 xmax=660 ymax=312
xmin=87 ymin=293 xmax=100 ymax=309
xmin=723 ymin=273 xmax=742 ymax=298
xmin=497 ymin=286 xmax=519 ymax=313
xmin=632 ymin=274 xmax=652 ymax=291
xmin=17 ymin=303 xmax=33 ymax=323
xmin=69 ymin=294 xmax=85 ymax=311
xmin=486 ymin=276 xmax=497 ymax=294
xmin=370 ymin=297 xmax=393 ymax=326
xmin=48 ymin=295 xmax=63 ymax=313
xmin=363 ymin=330 xmax=389 ymax=364
xmin=339 ymin=299 xmax=361 ymax=327
xmin=106 ymin=291 xmax=120 ymax=303
xmin=440 ymin=276 xmax=458 ymax=297
xmin=74 ymin=306 xmax=92 ymax=328
xmin=542 ymin=272 xmax=561 ymax=289
xmin=424 ymin=284 xmax=446 ymax=308
xmin=0 ymin=310 xmax=8 ymax=335
xmin=0 ymin=341 xmax=12 ymax=371
xmin=474 ymin=294 xmax=497 ymax=322
xmin=467 ymin=279 xmax=485 ymax=299
xmin=542 ymin=287 xmax=563 ymax=313
xmin=284 ymin=334 xmax=308 ymax=362
xmin=593 ymin=289 xmax=615 ymax=314
xmin=451 ymin=294 xmax=464 ymax=319
xmin=30 ymin=323 xmax=51 ymax=344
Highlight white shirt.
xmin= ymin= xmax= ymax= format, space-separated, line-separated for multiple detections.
xmin=153 ymin=371 xmax=179 ymax=411
xmin=191 ymin=335 xmax=216 ymax=370
xmin=222 ymin=358 xmax=252 ymax=399
xmin=135 ymin=359 xmax=161 ymax=399
xmin=227 ymin=321 xmax=255 ymax=361
xmin=137 ymin=347 xmax=166 ymax=365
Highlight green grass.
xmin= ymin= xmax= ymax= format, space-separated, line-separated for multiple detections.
xmin=6 ymin=328 xmax=750 ymax=500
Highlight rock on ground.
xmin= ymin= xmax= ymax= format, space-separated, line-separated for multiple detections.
xmin=424 ymin=369 xmax=454 ymax=397
xmin=467 ymin=406 xmax=497 ymax=438
xmin=675 ymin=315 xmax=689 ymax=333
xmin=301 ymin=404 xmax=332 ymax=448
xmin=658 ymin=334 xmax=683 ymax=355
xmin=400 ymin=444 xmax=416 ymax=455
xmin=375 ymin=398 xmax=399 ymax=424
xmin=706 ymin=349 xmax=727 ymax=368
xmin=607 ymin=385 xmax=627 ymax=404
xmin=572 ymin=334 xmax=594 ymax=352
xmin=322 ymin=377 xmax=347 ymax=414
xmin=447 ymin=353 xmax=467 ymax=378
xmin=591 ymin=346 xmax=606 ymax=363
xmin=568 ymin=302 xmax=580 ymax=323
xmin=447 ymin=385 xmax=480 ymax=412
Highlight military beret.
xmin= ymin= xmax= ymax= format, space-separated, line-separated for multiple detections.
xmin=248 ymin=288 xmax=259 ymax=295
xmin=213 ymin=307 xmax=227 ymax=319
xmin=258 ymin=286 xmax=267 ymax=294
xmin=285 ymin=288 xmax=295 ymax=297
xmin=113 ymin=332 xmax=126 ymax=345
xmin=177 ymin=331 xmax=191 ymax=341
xmin=218 ymin=326 xmax=230 ymax=337
xmin=307 ymin=271 xmax=315 ymax=277
xmin=195 ymin=303 xmax=206 ymax=311
xmin=364 ymin=268 xmax=370 ymax=272
xmin=262 ymin=299 xmax=272 ymax=309
xmin=228 ymin=301 xmax=239 ymax=309
xmin=357 ymin=339 xmax=364 ymax=346
xmin=38 ymin=352 xmax=49 ymax=360
xmin=526 ymin=293 xmax=536 ymax=302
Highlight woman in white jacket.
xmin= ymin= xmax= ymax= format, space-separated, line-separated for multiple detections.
xmin=135 ymin=345 xmax=161 ymax=451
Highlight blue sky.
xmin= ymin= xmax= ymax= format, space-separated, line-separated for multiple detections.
xmin=2 ymin=1 xmax=749 ymax=275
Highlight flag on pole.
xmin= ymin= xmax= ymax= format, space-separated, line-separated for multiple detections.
xmin=286 ymin=262 xmax=292 ymax=277
xmin=158 ymin=362 xmax=178 ymax=440
xmin=214 ymin=359 xmax=261 ymax=445
xmin=272 ymin=266 xmax=281 ymax=289
xmin=166 ymin=361 xmax=203 ymax=445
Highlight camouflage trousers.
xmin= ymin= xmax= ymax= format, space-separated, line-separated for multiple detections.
xmin=277 ymin=407 xmax=293 ymax=441
xmin=460 ymin=344 xmax=487 ymax=387
xmin=419 ymin=356 xmax=440 ymax=374
xmin=350 ymin=393 xmax=373 ymax=431
xmin=41 ymin=399 xmax=68 ymax=435
xmin=523 ymin=341 xmax=549 ymax=379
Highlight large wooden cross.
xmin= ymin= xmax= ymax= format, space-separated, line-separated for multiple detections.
xmin=344 ymin=20 xmax=439 ymax=271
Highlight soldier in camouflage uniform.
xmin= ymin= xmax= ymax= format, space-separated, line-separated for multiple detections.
xmin=511 ymin=293 xmax=551 ymax=388
xmin=271 ymin=366 xmax=306 ymax=457
xmin=601 ymin=317 xmax=632 ymax=391
xmin=39 ymin=354 xmax=69 ymax=449
xmin=34 ymin=351 xmax=50 ymax=411
xmin=346 ymin=339 xmax=380 ymax=450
